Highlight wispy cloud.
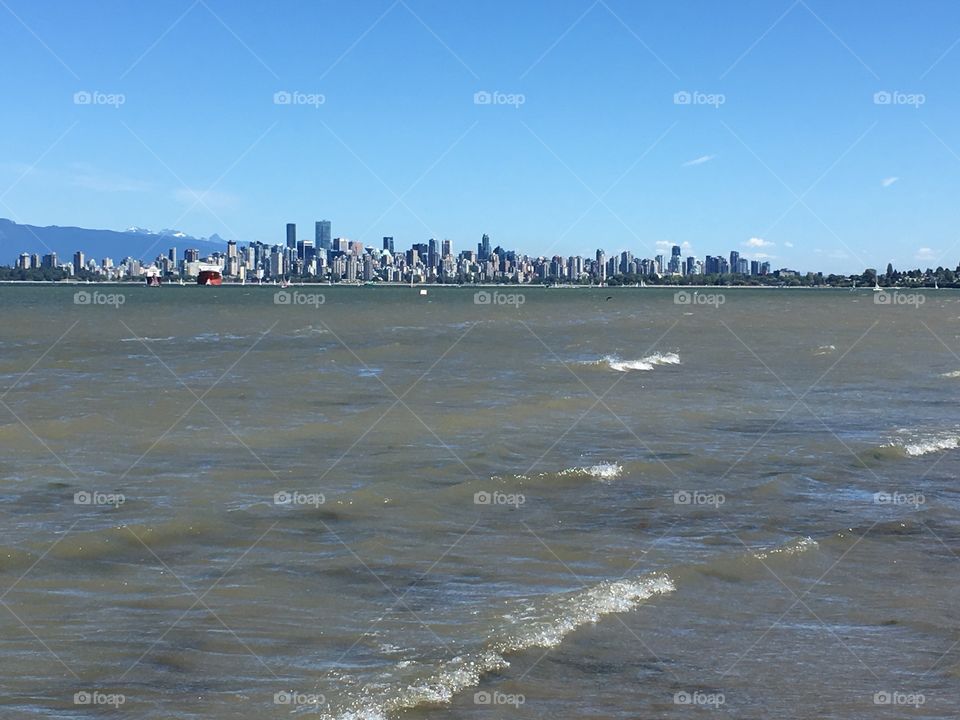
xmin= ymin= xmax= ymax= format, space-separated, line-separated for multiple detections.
xmin=744 ymin=237 xmax=774 ymax=248
xmin=784 ymin=241 xmax=794 ymax=248
xmin=682 ymin=154 xmax=715 ymax=167
xmin=881 ymin=176 xmax=899 ymax=188
xmin=916 ymin=247 xmax=936 ymax=261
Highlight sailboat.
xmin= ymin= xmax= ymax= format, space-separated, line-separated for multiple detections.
xmin=873 ymin=279 xmax=882 ymax=292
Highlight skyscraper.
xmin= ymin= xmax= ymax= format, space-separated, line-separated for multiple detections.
xmin=479 ymin=234 xmax=491 ymax=261
xmin=73 ymin=251 xmax=84 ymax=275
xmin=729 ymin=250 xmax=740 ymax=274
xmin=441 ymin=239 xmax=452 ymax=257
xmin=286 ymin=223 xmax=296 ymax=250
xmin=316 ymin=220 xmax=331 ymax=251
xmin=382 ymin=236 xmax=394 ymax=253
xmin=428 ymin=238 xmax=438 ymax=269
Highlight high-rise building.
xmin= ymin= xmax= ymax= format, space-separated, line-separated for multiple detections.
xmin=185 ymin=248 xmax=200 ymax=262
xmin=286 ymin=223 xmax=297 ymax=250
xmin=479 ymin=234 xmax=491 ymax=261
xmin=441 ymin=239 xmax=452 ymax=257
xmin=73 ymin=251 xmax=84 ymax=275
xmin=316 ymin=220 xmax=331 ymax=251
xmin=729 ymin=250 xmax=740 ymax=274
xmin=382 ymin=236 xmax=394 ymax=253
xmin=428 ymin=238 xmax=438 ymax=269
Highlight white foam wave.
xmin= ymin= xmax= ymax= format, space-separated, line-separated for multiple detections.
xmin=557 ymin=463 xmax=623 ymax=481
xmin=120 ymin=336 xmax=175 ymax=343
xmin=590 ymin=352 xmax=680 ymax=372
xmin=325 ymin=574 xmax=673 ymax=720
xmin=903 ymin=436 xmax=960 ymax=457
xmin=940 ymin=370 xmax=960 ymax=378
xmin=813 ymin=345 xmax=836 ymax=356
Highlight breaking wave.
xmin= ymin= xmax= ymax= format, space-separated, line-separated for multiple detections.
xmin=587 ymin=352 xmax=680 ymax=372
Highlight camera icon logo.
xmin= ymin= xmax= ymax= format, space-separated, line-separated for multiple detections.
xmin=474 ymin=491 xmax=492 ymax=505
xmin=673 ymin=90 xmax=691 ymax=105
xmin=473 ymin=291 xmax=492 ymax=305
xmin=74 ymin=491 xmax=92 ymax=505
xmin=873 ymin=91 xmax=892 ymax=105
xmin=73 ymin=691 xmax=92 ymax=705
xmin=274 ymin=291 xmax=291 ymax=305
xmin=274 ymin=491 xmax=292 ymax=505
xmin=674 ymin=290 xmax=692 ymax=305
xmin=273 ymin=90 xmax=292 ymax=105
xmin=474 ymin=691 xmax=491 ymax=704
xmin=474 ymin=90 xmax=492 ymax=105
xmin=74 ymin=291 xmax=91 ymax=305
xmin=73 ymin=91 xmax=92 ymax=105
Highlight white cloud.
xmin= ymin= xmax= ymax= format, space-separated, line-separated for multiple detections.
xmin=746 ymin=252 xmax=775 ymax=260
xmin=682 ymin=154 xmax=715 ymax=167
xmin=744 ymin=237 xmax=774 ymax=248
xmin=784 ymin=241 xmax=794 ymax=248
xmin=881 ymin=176 xmax=899 ymax=187
xmin=915 ymin=247 xmax=937 ymax=261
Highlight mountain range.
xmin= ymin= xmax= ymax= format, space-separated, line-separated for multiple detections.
xmin=0 ymin=218 xmax=228 ymax=263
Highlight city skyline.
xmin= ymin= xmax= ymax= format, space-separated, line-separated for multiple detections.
xmin=9 ymin=218 xmax=959 ymax=286
xmin=2 ymin=2 xmax=960 ymax=273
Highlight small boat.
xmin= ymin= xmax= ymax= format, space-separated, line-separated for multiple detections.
xmin=873 ymin=280 xmax=882 ymax=292
xmin=145 ymin=275 xmax=161 ymax=287
xmin=419 ymin=288 xmax=428 ymax=296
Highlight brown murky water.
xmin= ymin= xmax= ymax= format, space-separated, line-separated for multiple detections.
xmin=0 ymin=285 xmax=958 ymax=718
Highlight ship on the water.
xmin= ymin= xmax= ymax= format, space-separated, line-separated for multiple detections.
xmin=197 ymin=261 xmax=223 ymax=286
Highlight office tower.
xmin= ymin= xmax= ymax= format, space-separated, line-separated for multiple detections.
xmin=184 ymin=248 xmax=200 ymax=262
xmin=168 ymin=248 xmax=176 ymax=264
xmin=346 ymin=255 xmax=358 ymax=282
xmin=227 ymin=240 xmax=238 ymax=259
xmin=316 ymin=220 xmax=331 ymax=251
xmin=750 ymin=260 xmax=760 ymax=276
xmin=729 ymin=250 xmax=740 ymax=274
xmin=428 ymin=238 xmax=438 ymax=269
xmin=441 ymin=239 xmax=452 ymax=257
xmin=479 ymin=234 xmax=491 ymax=261
xmin=73 ymin=251 xmax=84 ymax=275
xmin=686 ymin=256 xmax=695 ymax=275
xmin=286 ymin=223 xmax=297 ymax=250
xmin=363 ymin=254 xmax=374 ymax=281
xmin=382 ymin=236 xmax=394 ymax=253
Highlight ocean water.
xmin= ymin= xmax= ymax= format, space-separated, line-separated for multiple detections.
xmin=0 ymin=285 xmax=958 ymax=719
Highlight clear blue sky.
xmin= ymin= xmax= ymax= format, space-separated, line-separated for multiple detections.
xmin=1 ymin=0 xmax=959 ymax=273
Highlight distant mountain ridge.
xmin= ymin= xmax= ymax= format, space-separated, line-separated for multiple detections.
xmin=0 ymin=218 xmax=228 ymax=263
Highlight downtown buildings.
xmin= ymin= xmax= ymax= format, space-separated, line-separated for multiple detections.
xmin=12 ymin=219 xmax=780 ymax=284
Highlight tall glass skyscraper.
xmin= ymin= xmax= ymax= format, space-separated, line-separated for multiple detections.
xmin=316 ymin=220 xmax=332 ymax=251
xmin=286 ymin=223 xmax=296 ymax=250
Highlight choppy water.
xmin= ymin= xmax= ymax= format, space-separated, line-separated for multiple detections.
xmin=1 ymin=285 xmax=958 ymax=719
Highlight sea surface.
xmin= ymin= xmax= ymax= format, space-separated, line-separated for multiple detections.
xmin=0 ymin=285 xmax=958 ymax=719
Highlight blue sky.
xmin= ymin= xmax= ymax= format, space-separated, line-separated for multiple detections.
xmin=1 ymin=0 xmax=960 ymax=273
